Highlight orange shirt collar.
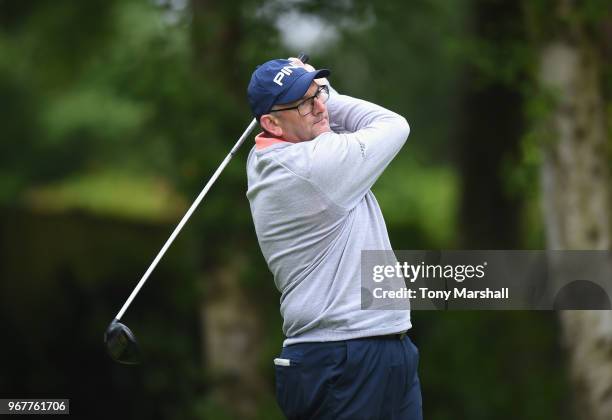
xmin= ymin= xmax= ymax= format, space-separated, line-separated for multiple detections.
xmin=255 ymin=132 xmax=292 ymax=150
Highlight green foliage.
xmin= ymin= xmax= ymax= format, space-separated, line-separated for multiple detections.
xmin=375 ymin=161 xmax=459 ymax=248
xmin=314 ymin=0 xmax=469 ymax=163
xmin=503 ymin=83 xmax=556 ymax=202
xmin=42 ymin=88 xmax=151 ymax=144
xmin=416 ymin=311 xmax=571 ymax=420
xmin=23 ymin=170 xmax=186 ymax=221
xmin=524 ymin=0 xmax=612 ymax=43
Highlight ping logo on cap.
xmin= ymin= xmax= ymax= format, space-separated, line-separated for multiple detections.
xmin=273 ymin=63 xmax=300 ymax=86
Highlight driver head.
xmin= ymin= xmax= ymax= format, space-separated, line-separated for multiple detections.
xmin=104 ymin=319 xmax=141 ymax=365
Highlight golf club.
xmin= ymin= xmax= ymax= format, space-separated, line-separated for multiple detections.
xmin=105 ymin=53 xmax=310 ymax=365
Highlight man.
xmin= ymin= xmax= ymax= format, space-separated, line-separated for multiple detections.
xmin=246 ymin=57 xmax=422 ymax=419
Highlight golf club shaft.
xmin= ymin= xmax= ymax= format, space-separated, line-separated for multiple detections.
xmin=114 ymin=53 xmax=309 ymax=321
xmin=115 ymin=118 xmax=258 ymax=320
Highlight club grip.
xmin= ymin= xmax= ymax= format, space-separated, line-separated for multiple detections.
xmin=297 ymin=53 xmax=310 ymax=64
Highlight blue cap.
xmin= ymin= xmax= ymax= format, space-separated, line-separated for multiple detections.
xmin=247 ymin=59 xmax=330 ymax=119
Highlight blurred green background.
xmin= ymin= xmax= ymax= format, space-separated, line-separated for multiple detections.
xmin=1 ymin=0 xmax=610 ymax=419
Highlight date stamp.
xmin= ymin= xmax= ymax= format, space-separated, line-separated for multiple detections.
xmin=0 ymin=399 xmax=69 ymax=415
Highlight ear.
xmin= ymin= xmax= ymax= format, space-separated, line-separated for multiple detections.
xmin=260 ymin=114 xmax=283 ymax=137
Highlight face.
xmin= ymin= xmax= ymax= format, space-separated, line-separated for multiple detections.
xmin=263 ymin=82 xmax=331 ymax=142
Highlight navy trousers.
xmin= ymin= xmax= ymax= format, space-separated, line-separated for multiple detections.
xmin=274 ymin=335 xmax=422 ymax=420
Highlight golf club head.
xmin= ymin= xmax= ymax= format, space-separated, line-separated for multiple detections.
xmin=104 ymin=319 xmax=141 ymax=365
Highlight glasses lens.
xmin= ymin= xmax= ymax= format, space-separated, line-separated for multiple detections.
xmin=104 ymin=319 xmax=141 ymax=365
xmin=319 ymin=86 xmax=329 ymax=104
xmin=297 ymin=98 xmax=314 ymax=116
xmin=297 ymin=87 xmax=329 ymax=116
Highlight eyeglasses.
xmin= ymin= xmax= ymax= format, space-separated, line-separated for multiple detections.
xmin=269 ymin=85 xmax=330 ymax=117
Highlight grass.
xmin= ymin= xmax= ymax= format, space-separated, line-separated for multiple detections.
xmin=23 ymin=170 xmax=187 ymax=222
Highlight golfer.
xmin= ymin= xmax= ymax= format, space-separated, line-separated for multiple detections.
xmin=246 ymin=57 xmax=422 ymax=419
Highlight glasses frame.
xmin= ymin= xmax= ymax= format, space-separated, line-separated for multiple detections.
xmin=269 ymin=85 xmax=330 ymax=117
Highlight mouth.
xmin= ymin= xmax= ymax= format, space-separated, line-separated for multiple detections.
xmin=314 ymin=117 xmax=328 ymax=126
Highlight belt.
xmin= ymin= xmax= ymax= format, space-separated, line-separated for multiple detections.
xmin=366 ymin=331 xmax=408 ymax=340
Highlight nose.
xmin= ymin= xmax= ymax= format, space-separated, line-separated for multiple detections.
xmin=313 ymin=95 xmax=326 ymax=114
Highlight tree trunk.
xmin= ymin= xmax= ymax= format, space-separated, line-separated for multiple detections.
xmin=201 ymin=256 xmax=265 ymax=419
xmin=457 ymin=0 xmax=524 ymax=248
xmin=190 ymin=2 xmax=266 ymax=416
xmin=190 ymin=0 xmax=244 ymax=100
xmin=538 ymin=6 xmax=612 ymax=418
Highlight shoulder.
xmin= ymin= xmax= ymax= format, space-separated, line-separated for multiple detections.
xmin=252 ymin=141 xmax=317 ymax=180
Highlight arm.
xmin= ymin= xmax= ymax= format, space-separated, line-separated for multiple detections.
xmin=287 ymin=57 xmax=410 ymax=210
xmin=309 ymin=88 xmax=410 ymax=210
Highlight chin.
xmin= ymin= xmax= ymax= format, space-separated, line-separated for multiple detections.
xmin=314 ymin=123 xmax=331 ymax=137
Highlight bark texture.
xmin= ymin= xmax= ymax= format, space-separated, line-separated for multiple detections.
xmin=538 ymin=8 xmax=612 ymax=419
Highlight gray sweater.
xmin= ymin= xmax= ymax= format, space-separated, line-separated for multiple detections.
xmin=246 ymin=86 xmax=411 ymax=346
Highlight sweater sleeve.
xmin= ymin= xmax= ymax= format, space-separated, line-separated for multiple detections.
xmin=308 ymin=87 xmax=410 ymax=210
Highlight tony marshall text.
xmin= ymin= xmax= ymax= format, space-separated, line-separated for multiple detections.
xmin=373 ymin=287 xmax=509 ymax=300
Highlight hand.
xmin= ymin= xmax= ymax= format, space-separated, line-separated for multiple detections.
xmin=288 ymin=57 xmax=329 ymax=86
xmin=288 ymin=56 xmax=316 ymax=72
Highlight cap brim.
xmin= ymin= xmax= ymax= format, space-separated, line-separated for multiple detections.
xmin=275 ymin=68 xmax=330 ymax=106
